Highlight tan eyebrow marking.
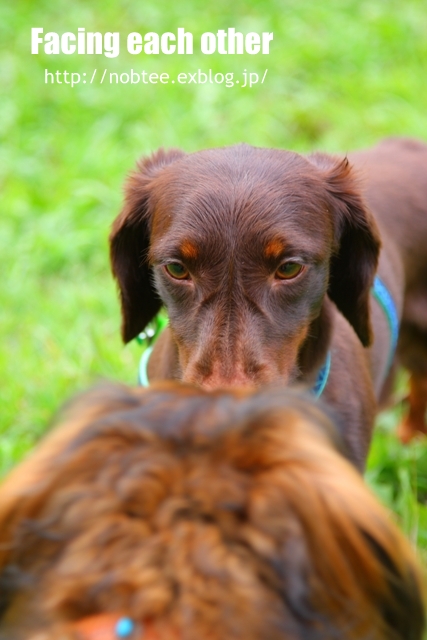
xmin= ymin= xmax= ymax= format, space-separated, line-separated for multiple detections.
xmin=264 ymin=239 xmax=285 ymax=259
xmin=180 ymin=240 xmax=199 ymax=260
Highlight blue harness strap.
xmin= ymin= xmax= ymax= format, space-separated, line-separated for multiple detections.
xmin=371 ymin=275 xmax=399 ymax=372
xmin=312 ymin=351 xmax=332 ymax=398
xmin=137 ymin=276 xmax=398 ymax=397
xmin=311 ymin=276 xmax=398 ymax=396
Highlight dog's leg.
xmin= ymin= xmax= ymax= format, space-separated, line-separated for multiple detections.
xmin=397 ymin=372 xmax=427 ymax=443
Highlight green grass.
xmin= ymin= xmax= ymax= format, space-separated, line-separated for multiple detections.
xmin=367 ymin=403 xmax=427 ymax=559
xmin=2 ymin=0 xmax=427 ymax=567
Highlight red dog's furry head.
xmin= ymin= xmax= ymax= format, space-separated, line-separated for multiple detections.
xmin=0 ymin=384 xmax=424 ymax=639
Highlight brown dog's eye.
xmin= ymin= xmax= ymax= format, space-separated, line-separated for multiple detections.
xmin=165 ymin=262 xmax=190 ymax=280
xmin=275 ymin=262 xmax=304 ymax=280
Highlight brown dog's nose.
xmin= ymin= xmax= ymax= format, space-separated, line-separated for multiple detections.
xmin=182 ymin=358 xmax=278 ymax=391
xmin=195 ymin=372 xmax=256 ymax=391
xmin=183 ymin=367 xmax=254 ymax=390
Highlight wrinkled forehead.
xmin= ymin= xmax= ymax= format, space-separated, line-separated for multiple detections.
xmin=150 ymin=146 xmax=334 ymax=257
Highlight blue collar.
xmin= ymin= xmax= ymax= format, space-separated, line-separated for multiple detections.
xmin=138 ymin=345 xmax=153 ymax=387
xmin=137 ymin=276 xmax=398 ymax=398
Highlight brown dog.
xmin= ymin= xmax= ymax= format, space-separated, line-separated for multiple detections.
xmin=0 ymin=383 xmax=424 ymax=640
xmin=110 ymin=138 xmax=427 ymax=466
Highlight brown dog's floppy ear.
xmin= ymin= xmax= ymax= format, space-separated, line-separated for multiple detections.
xmin=110 ymin=148 xmax=186 ymax=343
xmin=309 ymin=153 xmax=381 ymax=347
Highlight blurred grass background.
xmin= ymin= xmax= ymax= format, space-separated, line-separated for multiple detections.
xmin=1 ymin=0 xmax=427 ymax=560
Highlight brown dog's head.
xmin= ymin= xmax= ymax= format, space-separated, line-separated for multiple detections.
xmin=0 ymin=383 xmax=424 ymax=640
xmin=110 ymin=145 xmax=380 ymax=389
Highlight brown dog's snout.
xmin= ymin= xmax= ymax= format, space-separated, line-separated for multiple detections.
xmin=180 ymin=334 xmax=296 ymax=390
xmin=180 ymin=345 xmax=260 ymax=389
xmin=179 ymin=312 xmax=311 ymax=390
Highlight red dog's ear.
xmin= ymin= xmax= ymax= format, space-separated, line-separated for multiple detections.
xmin=309 ymin=153 xmax=381 ymax=347
xmin=110 ymin=149 xmax=186 ymax=343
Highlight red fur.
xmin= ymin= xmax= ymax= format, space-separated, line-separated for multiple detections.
xmin=0 ymin=383 xmax=424 ymax=639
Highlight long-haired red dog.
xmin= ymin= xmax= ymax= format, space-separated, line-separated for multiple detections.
xmin=0 ymin=384 xmax=424 ymax=640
